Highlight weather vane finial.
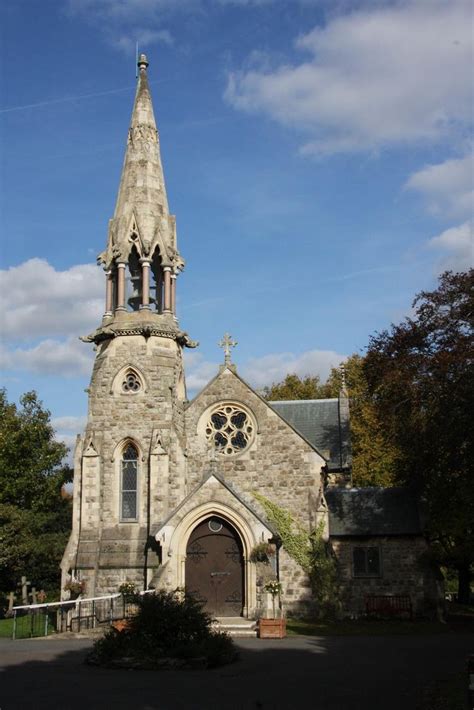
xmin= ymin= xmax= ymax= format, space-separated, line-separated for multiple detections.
xmin=219 ymin=333 xmax=238 ymax=366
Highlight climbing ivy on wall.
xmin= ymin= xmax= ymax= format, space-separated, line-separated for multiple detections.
xmin=253 ymin=492 xmax=340 ymax=618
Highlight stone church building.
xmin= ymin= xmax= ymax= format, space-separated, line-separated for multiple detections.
xmin=61 ymin=56 xmax=439 ymax=619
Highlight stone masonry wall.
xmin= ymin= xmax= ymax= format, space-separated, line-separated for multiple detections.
xmin=332 ymin=536 xmax=432 ymax=617
xmin=64 ymin=333 xmax=187 ymax=596
xmin=185 ymin=367 xmax=326 ymax=610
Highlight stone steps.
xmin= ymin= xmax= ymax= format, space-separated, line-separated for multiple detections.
xmin=213 ymin=617 xmax=258 ymax=638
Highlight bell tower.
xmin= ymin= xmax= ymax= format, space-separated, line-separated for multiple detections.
xmin=62 ymin=55 xmax=197 ymax=596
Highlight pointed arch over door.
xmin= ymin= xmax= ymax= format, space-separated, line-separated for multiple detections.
xmin=186 ymin=516 xmax=244 ymax=617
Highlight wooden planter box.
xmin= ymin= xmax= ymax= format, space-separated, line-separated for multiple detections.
xmin=111 ymin=619 xmax=130 ymax=632
xmin=258 ymin=618 xmax=286 ymax=639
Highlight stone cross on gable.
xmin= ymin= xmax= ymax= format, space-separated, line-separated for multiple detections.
xmin=219 ymin=333 xmax=238 ymax=366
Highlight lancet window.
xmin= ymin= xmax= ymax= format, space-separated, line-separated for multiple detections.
xmin=121 ymin=443 xmax=139 ymax=521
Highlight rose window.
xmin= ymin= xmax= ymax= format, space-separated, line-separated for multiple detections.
xmin=122 ymin=371 xmax=141 ymax=393
xmin=205 ymin=404 xmax=254 ymax=456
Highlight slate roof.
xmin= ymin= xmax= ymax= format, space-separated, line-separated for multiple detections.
xmin=270 ymin=399 xmax=351 ymax=470
xmin=325 ymin=487 xmax=423 ymax=536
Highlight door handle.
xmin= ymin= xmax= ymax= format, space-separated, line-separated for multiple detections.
xmin=210 ymin=572 xmax=231 ymax=577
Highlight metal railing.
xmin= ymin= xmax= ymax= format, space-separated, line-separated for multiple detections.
xmin=10 ymin=589 xmax=155 ymax=640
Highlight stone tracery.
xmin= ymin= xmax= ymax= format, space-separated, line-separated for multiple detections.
xmin=205 ymin=404 xmax=254 ymax=456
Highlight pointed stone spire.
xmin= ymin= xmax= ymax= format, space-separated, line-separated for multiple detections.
xmin=83 ymin=54 xmax=197 ymax=349
xmin=100 ymin=53 xmax=182 ymax=273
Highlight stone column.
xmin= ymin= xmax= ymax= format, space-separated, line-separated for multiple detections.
xmin=116 ymin=263 xmax=126 ymax=311
xmin=170 ymin=272 xmax=177 ymax=317
xmin=104 ymin=270 xmax=114 ymax=316
xmin=140 ymin=259 xmax=151 ymax=310
xmin=163 ymin=266 xmax=172 ymax=314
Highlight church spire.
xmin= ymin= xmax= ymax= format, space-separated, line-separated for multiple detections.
xmin=97 ymin=54 xmax=185 ymax=322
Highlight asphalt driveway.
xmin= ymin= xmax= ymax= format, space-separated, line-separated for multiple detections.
xmin=0 ymin=633 xmax=472 ymax=709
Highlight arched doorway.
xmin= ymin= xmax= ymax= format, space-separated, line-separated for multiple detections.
xmin=185 ymin=516 xmax=244 ymax=617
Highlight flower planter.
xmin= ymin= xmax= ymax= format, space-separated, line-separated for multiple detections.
xmin=258 ymin=618 xmax=286 ymax=639
xmin=112 ymin=619 xmax=130 ymax=632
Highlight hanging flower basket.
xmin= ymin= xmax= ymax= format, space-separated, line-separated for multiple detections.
xmin=249 ymin=542 xmax=275 ymax=564
xmin=64 ymin=579 xmax=85 ymax=600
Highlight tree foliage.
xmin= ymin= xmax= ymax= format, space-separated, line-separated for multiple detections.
xmin=264 ymin=356 xmax=399 ymax=487
xmin=329 ymin=354 xmax=399 ymax=486
xmin=264 ymin=374 xmax=331 ymax=401
xmin=0 ymin=390 xmax=72 ymax=595
xmin=364 ymin=269 xmax=474 ymax=602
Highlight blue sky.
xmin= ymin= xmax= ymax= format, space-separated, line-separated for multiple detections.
xmin=0 ymin=0 xmax=472 ymax=452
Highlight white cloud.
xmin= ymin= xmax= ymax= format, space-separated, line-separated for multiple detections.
xmin=52 ymin=415 xmax=88 ymax=432
xmin=185 ymin=348 xmax=346 ymax=396
xmin=225 ymin=0 xmax=472 ymax=155
xmin=67 ymin=0 xmax=186 ymax=20
xmin=184 ymin=351 xmax=220 ymax=392
xmin=0 ymin=337 xmax=94 ymax=377
xmin=113 ymin=28 xmax=173 ymax=53
xmin=405 ymin=153 xmax=473 ymax=219
xmin=428 ymin=222 xmax=473 ymax=272
xmin=242 ymin=349 xmax=345 ymax=389
xmin=0 ymin=259 xmax=103 ymax=342
xmin=67 ymin=0 xmax=185 ymax=52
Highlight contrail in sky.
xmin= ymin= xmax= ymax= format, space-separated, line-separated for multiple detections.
xmin=0 ymin=80 xmax=164 ymax=114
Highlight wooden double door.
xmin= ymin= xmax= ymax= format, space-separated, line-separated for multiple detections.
xmin=185 ymin=516 xmax=244 ymax=617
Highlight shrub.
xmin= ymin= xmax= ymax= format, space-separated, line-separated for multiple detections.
xmin=88 ymin=590 xmax=237 ymax=669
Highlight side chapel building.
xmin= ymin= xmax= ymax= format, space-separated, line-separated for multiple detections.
xmin=62 ymin=56 xmax=440 ymax=618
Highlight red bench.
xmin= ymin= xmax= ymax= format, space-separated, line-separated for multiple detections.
xmin=365 ymin=595 xmax=412 ymax=619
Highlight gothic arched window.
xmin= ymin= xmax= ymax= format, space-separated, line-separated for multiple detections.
xmin=121 ymin=443 xmax=138 ymax=521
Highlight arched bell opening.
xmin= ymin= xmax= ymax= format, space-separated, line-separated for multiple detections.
xmin=185 ymin=515 xmax=245 ymax=617
xmin=126 ymin=243 xmax=142 ymax=312
xmin=150 ymin=246 xmax=163 ymax=313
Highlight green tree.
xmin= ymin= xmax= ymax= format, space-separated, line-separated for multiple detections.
xmin=326 ymin=355 xmax=399 ymax=486
xmin=264 ymin=373 xmax=331 ymax=401
xmin=264 ymin=358 xmax=399 ymax=486
xmin=364 ymin=270 xmax=474 ymax=603
xmin=0 ymin=390 xmax=72 ymax=595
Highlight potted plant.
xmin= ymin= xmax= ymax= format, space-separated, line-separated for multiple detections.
xmin=64 ymin=578 xmax=85 ymax=600
xmin=118 ymin=581 xmax=138 ymax=602
xmin=258 ymin=580 xmax=286 ymax=639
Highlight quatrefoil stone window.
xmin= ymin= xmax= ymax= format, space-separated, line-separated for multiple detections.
xmin=205 ymin=404 xmax=254 ymax=456
xmin=122 ymin=370 xmax=141 ymax=393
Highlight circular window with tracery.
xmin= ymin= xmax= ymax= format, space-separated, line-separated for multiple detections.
xmin=205 ymin=404 xmax=254 ymax=456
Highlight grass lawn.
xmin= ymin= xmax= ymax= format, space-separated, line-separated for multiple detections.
xmin=286 ymin=617 xmax=453 ymax=636
xmin=0 ymin=612 xmax=56 ymax=639
xmin=287 ymin=601 xmax=474 ymax=636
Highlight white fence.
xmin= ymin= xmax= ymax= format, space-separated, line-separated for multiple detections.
xmin=11 ymin=590 xmax=155 ymax=639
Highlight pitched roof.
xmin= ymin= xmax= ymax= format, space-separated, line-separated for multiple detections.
xmin=270 ymin=399 xmax=351 ymax=470
xmin=154 ymin=471 xmax=279 ymax=538
xmin=325 ymin=487 xmax=423 ymax=536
